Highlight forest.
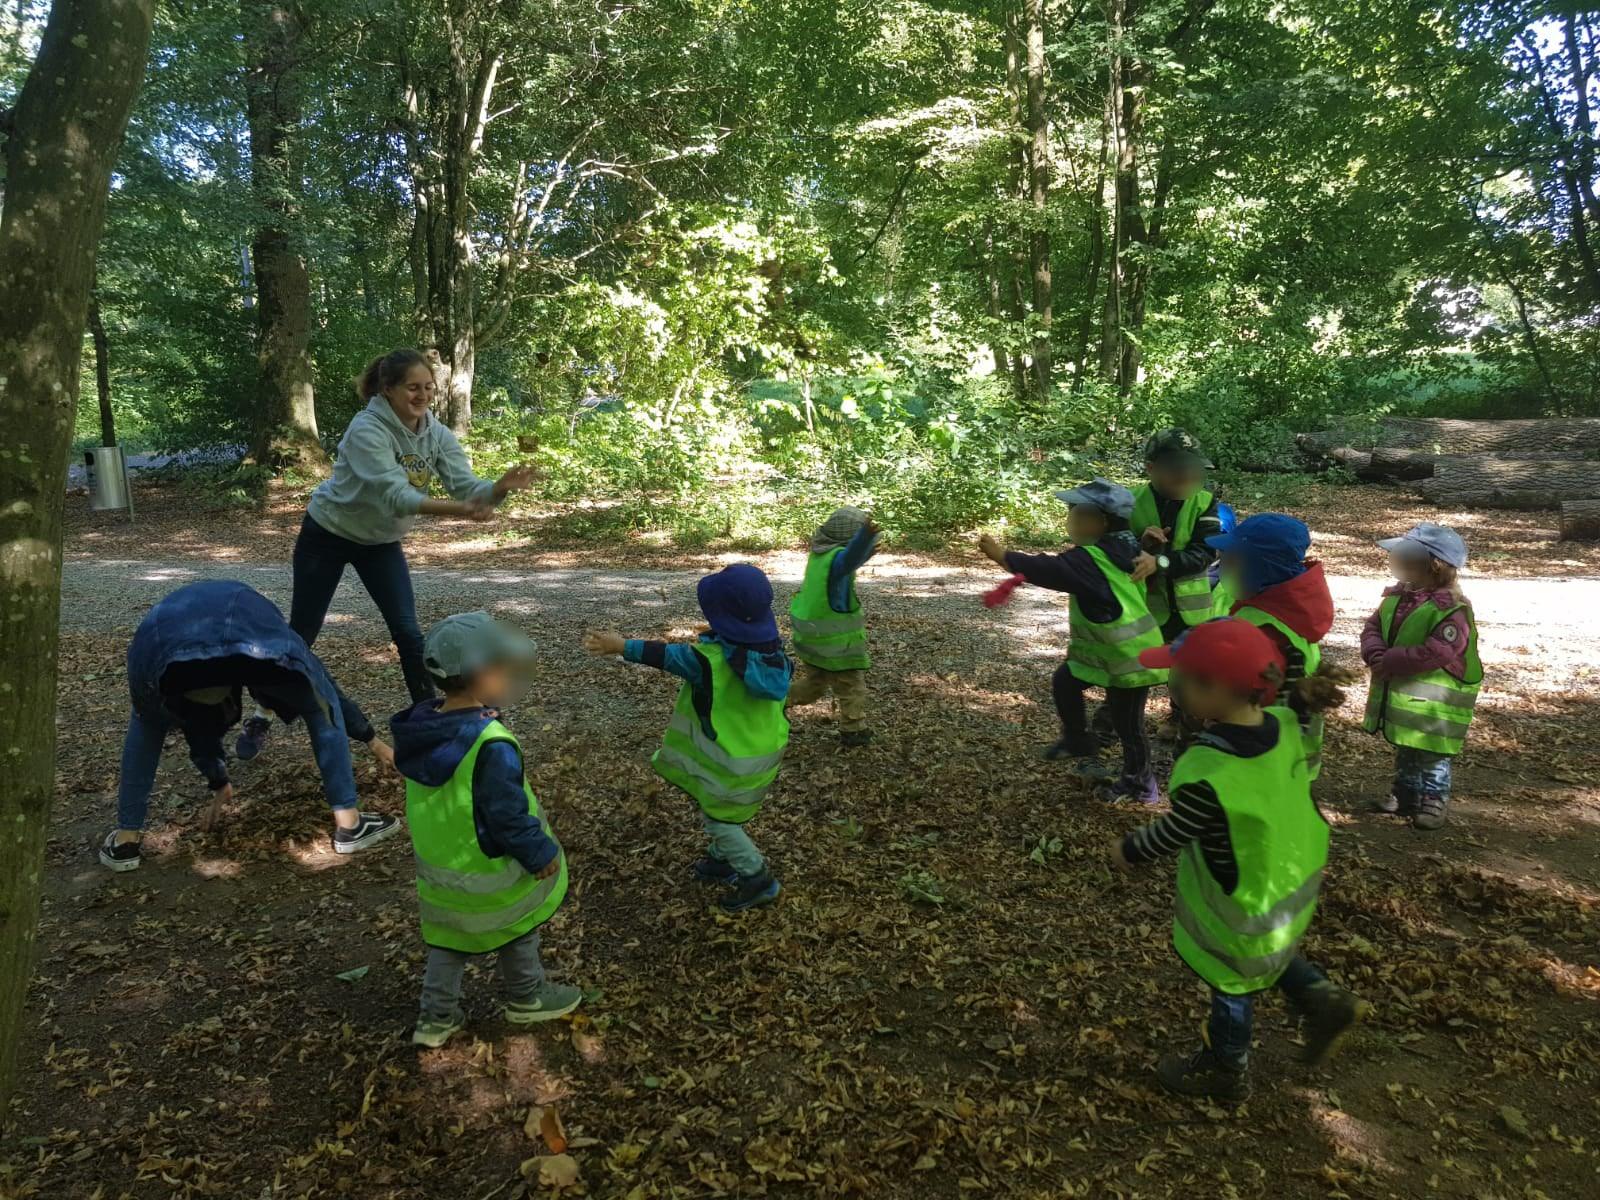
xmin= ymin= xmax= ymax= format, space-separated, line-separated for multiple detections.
xmin=6 ymin=0 xmax=1599 ymax=542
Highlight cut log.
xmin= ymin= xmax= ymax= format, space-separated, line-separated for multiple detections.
xmin=1560 ymin=500 xmax=1600 ymax=540
xmin=1369 ymin=447 xmax=1590 ymax=481
xmin=1418 ymin=488 xmax=1588 ymax=511
xmin=1379 ymin=417 xmax=1600 ymax=454
xmin=1420 ymin=459 xmax=1600 ymax=500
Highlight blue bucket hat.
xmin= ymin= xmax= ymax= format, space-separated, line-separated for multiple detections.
xmin=1053 ymin=478 xmax=1136 ymax=520
xmin=1377 ymin=522 xmax=1468 ymax=568
xmin=1205 ymin=512 xmax=1310 ymax=559
xmin=697 ymin=564 xmax=780 ymax=645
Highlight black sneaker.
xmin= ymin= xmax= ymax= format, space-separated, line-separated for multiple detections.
xmin=235 ymin=714 xmax=274 ymax=761
xmin=98 ymin=830 xmax=142 ymax=872
xmin=332 ymin=812 xmax=401 ymax=855
xmin=691 ymin=855 xmax=740 ymax=886
xmin=839 ymin=729 xmax=873 ymax=748
xmin=1297 ymin=982 xmax=1370 ymax=1065
xmin=1156 ymin=1047 xmax=1251 ymax=1102
xmin=719 ymin=870 xmax=781 ymax=913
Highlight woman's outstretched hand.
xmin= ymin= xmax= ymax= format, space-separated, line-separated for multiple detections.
xmin=583 ymin=630 xmax=626 ymax=656
xmin=494 ymin=463 xmax=540 ymax=498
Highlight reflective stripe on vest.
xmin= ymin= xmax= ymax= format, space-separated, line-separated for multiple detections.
xmin=405 ymin=720 xmax=567 ymax=954
xmin=652 ymin=641 xmax=790 ymax=824
xmin=1169 ymin=710 xmax=1329 ymax=995
xmin=1361 ymin=594 xmax=1481 ymax=755
xmin=789 ymin=547 xmax=869 ymax=670
xmin=1235 ymin=606 xmax=1326 ymax=780
xmin=1068 ymin=545 xmax=1167 ymax=687
xmin=1132 ymin=485 xmax=1217 ymax=628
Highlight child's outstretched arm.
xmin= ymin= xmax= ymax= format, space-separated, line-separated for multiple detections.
xmin=584 ymin=630 xmax=706 ymax=685
xmin=1108 ymin=781 xmax=1232 ymax=883
xmin=980 ymin=533 xmax=1097 ymax=596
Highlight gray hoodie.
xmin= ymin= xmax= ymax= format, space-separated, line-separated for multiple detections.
xmin=307 ymin=398 xmax=496 ymax=545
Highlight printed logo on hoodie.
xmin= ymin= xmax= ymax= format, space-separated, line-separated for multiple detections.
xmin=399 ymin=452 xmax=434 ymax=491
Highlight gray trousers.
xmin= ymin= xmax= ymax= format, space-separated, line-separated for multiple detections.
xmin=702 ymin=812 xmax=765 ymax=876
xmin=419 ymin=929 xmax=545 ymax=1019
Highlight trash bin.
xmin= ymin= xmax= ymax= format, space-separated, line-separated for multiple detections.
xmin=85 ymin=445 xmax=133 ymax=514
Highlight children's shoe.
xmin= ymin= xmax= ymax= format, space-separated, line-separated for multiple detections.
xmin=1043 ymin=735 xmax=1100 ymax=762
xmin=412 ymin=1010 xmax=466 ymax=1048
xmin=506 ymin=982 xmax=584 ymax=1025
xmin=234 ymin=714 xmax=274 ymax=761
xmin=1369 ymin=783 xmax=1416 ymax=816
xmin=1156 ymin=1048 xmax=1251 ymax=1102
xmin=691 ymin=855 xmax=740 ymax=886
xmin=1057 ymin=755 xmax=1116 ymax=783
xmin=719 ymin=870 xmax=781 ymax=913
xmin=840 ymin=729 xmax=873 ymax=748
xmin=1296 ymin=982 xmax=1370 ymax=1066
xmin=98 ymin=830 xmax=142 ymax=873
xmin=1097 ymin=774 xmax=1162 ymax=806
xmin=332 ymin=812 xmax=401 ymax=855
xmin=1412 ymin=792 xmax=1449 ymax=831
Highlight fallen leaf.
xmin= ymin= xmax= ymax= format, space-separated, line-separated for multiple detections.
xmin=1497 ymin=1105 xmax=1531 ymax=1139
xmin=519 ymin=1153 xmax=580 ymax=1189
xmin=334 ymin=966 xmax=369 ymax=983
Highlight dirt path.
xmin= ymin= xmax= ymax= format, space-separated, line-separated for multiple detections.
xmin=6 ymin=492 xmax=1600 ymax=1200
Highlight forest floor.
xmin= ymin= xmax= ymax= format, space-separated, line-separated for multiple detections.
xmin=3 ymin=480 xmax=1599 ymax=1200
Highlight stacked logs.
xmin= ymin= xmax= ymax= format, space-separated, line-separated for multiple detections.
xmin=1294 ymin=417 xmax=1600 ymax=538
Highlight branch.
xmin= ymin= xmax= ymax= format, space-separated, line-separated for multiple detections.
xmin=850 ymin=154 xmax=924 ymax=266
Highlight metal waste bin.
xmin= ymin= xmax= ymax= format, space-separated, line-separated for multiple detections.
xmin=85 ymin=445 xmax=133 ymax=515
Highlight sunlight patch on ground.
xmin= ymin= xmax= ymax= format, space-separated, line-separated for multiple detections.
xmin=190 ymin=856 xmax=243 ymax=880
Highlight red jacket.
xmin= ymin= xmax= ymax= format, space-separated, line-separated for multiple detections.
xmin=1361 ymin=585 xmax=1473 ymax=681
xmin=1235 ymin=561 xmax=1335 ymax=668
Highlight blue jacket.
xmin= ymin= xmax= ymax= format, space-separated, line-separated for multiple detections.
xmin=825 ymin=525 xmax=881 ymax=612
xmin=389 ymin=700 xmax=560 ymax=876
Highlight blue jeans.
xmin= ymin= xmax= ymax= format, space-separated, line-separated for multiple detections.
xmin=117 ymin=692 xmax=356 ymax=831
xmin=1206 ymin=956 xmax=1326 ymax=1069
xmin=291 ymin=514 xmax=433 ymax=703
xmin=1394 ymin=747 xmax=1452 ymax=800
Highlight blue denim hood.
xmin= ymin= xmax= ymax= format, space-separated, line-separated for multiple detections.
xmin=703 ymin=634 xmax=793 ymax=701
xmin=126 ymin=581 xmax=339 ymax=721
xmin=390 ymin=699 xmax=497 ymax=788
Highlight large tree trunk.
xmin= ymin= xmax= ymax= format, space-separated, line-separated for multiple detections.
xmin=1072 ymin=122 xmax=1108 ymax=392
xmin=1022 ymin=0 xmax=1052 ymax=399
xmin=0 ymin=0 xmax=155 ymax=1113
xmin=242 ymin=0 xmax=324 ymax=470
xmin=1369 ymin=446 xmax=1589 ymax=480
xmin=1098 ymin=0 xmax=1127 ymax=386
xmin=88 ymin=287 xmax=116 ymax=446
xmin=1420 ymin=460 xmax=1600 ymax=507
xmin=1382 ymin=417 xmax=1600 ymax=453
xmin=1559 ymin=500 xmax=1600 ymax=541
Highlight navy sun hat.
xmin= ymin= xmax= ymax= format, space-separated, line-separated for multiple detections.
xmin=1377 ymin=522 xmax=1469 ymax=568
xmin=1205 ymin=511 xmax=1310 ymax=559
xmin=697 ymin=563 xmax=780 ymax=645
xmin=1053 ymin=478 xmax=1136 ymax=520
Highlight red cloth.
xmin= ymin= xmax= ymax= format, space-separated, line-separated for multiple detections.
xmin=1361 ymin=585 xmax=1473 ymax=680
xmin=983 ymin=574 xmax=1027 ymax=608
xmin=1233 ymin=560 xmax=1335 ymax=660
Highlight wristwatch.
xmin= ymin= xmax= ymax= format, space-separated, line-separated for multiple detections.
xmin=1155 ymin=554 xmax=1171 ymax=571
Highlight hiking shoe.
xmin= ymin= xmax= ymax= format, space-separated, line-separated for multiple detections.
xmin=1412 ymin=792 xmax=1449 ymax=831
xmin=98 ymin=830 xmax=142 ymax=873
xmin=691 ymin=855 xmax=740 ymax=886
xmin=412 ymin=1010 xmax=466 ymax=1048
xmin=1156 ymin=1048 xmax=1251 ymax=1102
xmin=506 ymin=982 xmax=584 ymax=1025
xmin=720 ymin=870 xmax=781 ymax=913
xmin=332 ymin=812 xmax=401 ymax=855
xmin=1296 ymin=982 xmax=1370 ymax=1066
xmin=234 ymin=714 xmax=273 ymax=761
xmin=1098 ymin=774 xmax=1162 ymax=806
xmin=840 ymin=729 xmax=873 ymax=748
xmin=1043 ymin=736 xmax=1100 ymax=762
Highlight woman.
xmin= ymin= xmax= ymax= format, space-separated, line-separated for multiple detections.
xmin=100 ymin=581 xmax=399 ymax=871
xmin=239 ymin=347 xmax=536 ymax=758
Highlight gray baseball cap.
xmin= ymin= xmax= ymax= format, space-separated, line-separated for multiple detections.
xmin=1053 ymin=478 xmax=1136 ymax=520
xmin=1377 ymin=522 xmax=1469 ymax=568
xmin=423 ymin=612 xmax=536 ymax=681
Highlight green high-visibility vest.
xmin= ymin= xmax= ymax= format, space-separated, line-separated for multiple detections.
xmin=1171 ymin=708 xmax=1329 ymax=995
xmin=1362 ymin=594 xmax=1481 ymax=755
xmin=406 ymin=720 xmax=568 ymax=954
xmin=1067 ymin=545 xmax=1168 ymax=688
xmin=1131 ymin=485 xmax=1225 ymax=626
xmin=1235 ymin=606 xmax=1326 ymax=780
xmin=789 ymin=547 xmax=869 ymax=671
xmin=653 ymin=640 xmax=791 ymax=824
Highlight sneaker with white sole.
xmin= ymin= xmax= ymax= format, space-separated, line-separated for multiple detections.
xmin=98 ymin=830 xmax=142 ymax=872
xmin=234 ymin=714 xmax=274 ymax=761
xmin=332 ymin=812 xmax=401 ymax=855
xmin=412 ymin=1010 xmax=466 ymax=1048
xmin=505 ymin=982 xmax=584 ymax=1025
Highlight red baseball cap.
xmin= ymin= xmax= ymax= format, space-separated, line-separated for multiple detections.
xmin=1138 ymin=618 xmax=1287 ymax=700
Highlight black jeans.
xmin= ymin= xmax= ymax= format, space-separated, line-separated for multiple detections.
xmin=1053 ymin=662 xmax=1150 ymax=781
xmin=291 ymin=514 xmax=434 ymax=703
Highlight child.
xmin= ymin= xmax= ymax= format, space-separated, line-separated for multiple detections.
xmin=979 ymin=479 xmax=1167 ymax=804
xmin=391 ymin=612 xmax=580 ymax=1048
xmin=1111 ymin=618 xmax=1366 ymax=1101
xmin=1206 ymin=513 xmax=1334 ymax=780
xmin=100 ymin=580 xmax=398 ymax=871
xmin=1360 ymin=523 xmax=1480 ymax=830
xmin=787 ymin=506 xmax=882 ymax=747
xmin=584 ymin=564 xmax=793 ymax=912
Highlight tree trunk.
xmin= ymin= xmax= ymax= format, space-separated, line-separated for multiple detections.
xmin=242 ymin=0 xmax=324 ymax=471
xmin=1419 ymin=460 xmax=1600 ymax=505
xmin=1559 ymin=500 xmax=1600 ymax=540
xmin=1098 ymin=0 xmax=1126 ymax=385
xmin=1362 ymin=446 xmax=1589 ymax=480
xmin=982 ymin=221 xmax=1011 ymax=382
xmin=88 ymin=288 xmax=116 ymax=447
xmin=0 ymin=0 xmax=155 ymax=1113
xmin=1381 ymin=417 xmax=1600 ymax=453
xmin=1072 ymin=120 xmax=1108 ymax=391
xmin=1022 ymin=0 xmax=1052 ymax=399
